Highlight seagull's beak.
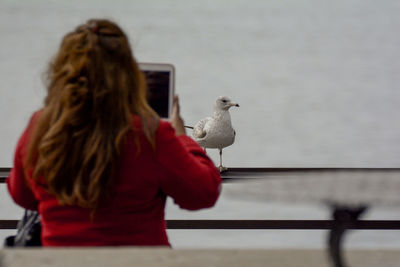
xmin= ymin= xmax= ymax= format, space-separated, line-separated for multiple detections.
xmin=230 ymin=102 xmax=239 ymax=107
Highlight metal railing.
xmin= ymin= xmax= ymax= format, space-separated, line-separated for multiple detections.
xmin=2 ymin=167 xmax=400 ymax=231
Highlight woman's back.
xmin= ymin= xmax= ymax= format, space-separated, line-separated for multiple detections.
xmin=10 ymin=115 xmax=220 ymax=246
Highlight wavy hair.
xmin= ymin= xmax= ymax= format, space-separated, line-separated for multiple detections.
xmin=26 ymin=19 xmax=159 ymax=210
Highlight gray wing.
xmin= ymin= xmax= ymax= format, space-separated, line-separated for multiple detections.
xmin=192 ymin=117 xmax=211 ymax=140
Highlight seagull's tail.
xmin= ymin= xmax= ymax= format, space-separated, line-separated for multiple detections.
xmin=184 ymin=125 xmax=194 ymax=129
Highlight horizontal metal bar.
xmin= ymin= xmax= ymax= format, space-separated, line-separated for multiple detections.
xmin=0 ymin=220 xmax=18 ymax=229
xmin=1 ymin=219 xmax=400 ymax=230
xmin=0 ymin=167 xmax=9 ymax=183
xmin=166 ymin=220 xmax=400 ymax=230
xmin=167 ymin=220 xmax=336 ymax=230
xmin=220 ymin=167 xmax=400 ymax=181
xmin=2 ymin=167 xmax=400 ymax=183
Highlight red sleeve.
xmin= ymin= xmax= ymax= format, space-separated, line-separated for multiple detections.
xmin=6 ymin=114 xmax=39 ymax=211
xmin=156 ymin=121 xmax=222 ymax=210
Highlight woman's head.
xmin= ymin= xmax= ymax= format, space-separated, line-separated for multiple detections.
xmin=47 ymin=19 xmax=151 ymax=120
xmin=27 ymin=19 xmax=158 ymax=210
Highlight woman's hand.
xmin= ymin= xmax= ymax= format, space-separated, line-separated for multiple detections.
xmin=170 ymin=95 xmax=186 ymax=136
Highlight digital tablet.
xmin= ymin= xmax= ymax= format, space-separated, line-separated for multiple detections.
xmin=139 ymin=63 xmax=175 ymax=119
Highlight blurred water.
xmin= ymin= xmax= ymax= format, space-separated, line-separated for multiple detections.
xmin=1 ymin=0 xmax=400 ymax=248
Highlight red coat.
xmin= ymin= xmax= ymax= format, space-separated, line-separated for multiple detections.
xmin=7 ymin=114 xmax=221 ymax=246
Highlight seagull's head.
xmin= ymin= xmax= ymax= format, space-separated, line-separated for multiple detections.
xmin=215 ymin=96 xmax=240 ymax=111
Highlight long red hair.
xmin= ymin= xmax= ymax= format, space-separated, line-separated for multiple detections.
xmin=26 ymin=19 xmax=159 ymax=209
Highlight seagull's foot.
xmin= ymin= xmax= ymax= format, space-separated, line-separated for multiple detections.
xmin=218 ymin=165 xmax=228 ymax=173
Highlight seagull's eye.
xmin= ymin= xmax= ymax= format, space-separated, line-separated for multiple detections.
xmin=222 ymin=100 xmax=227 ymax=103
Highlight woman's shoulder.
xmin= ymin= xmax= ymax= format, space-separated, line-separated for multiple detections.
xmin=157 ymin=119 xmax=178 ymax=140
xmin=31 ymin=110 xmax=42 ymax=121
xmin=130 ymin=115 xmax=175 ymax=139
xmin=157 ymin=119 xmax=174 ymax=132
xmin=132 ymin=115 xmax=170 ymax=130
xmin=22 ymin=110 xmax=43 ymax=136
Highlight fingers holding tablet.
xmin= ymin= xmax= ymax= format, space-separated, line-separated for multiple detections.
xmin=171 ymin=95 xmax=186 ymax=136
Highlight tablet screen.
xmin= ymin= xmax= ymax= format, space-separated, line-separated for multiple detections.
xmin=140 ymin=63 xmax=175 ymax=119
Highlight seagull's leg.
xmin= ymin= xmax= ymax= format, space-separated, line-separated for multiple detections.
xmin=218 ymin=149 xmax=227 ymax=172
xmin=219 ymin=149 xmax=222 ymax=168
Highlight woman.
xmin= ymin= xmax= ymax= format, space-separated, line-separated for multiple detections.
xmin=7 ymin=19 xmax=221 ymax=246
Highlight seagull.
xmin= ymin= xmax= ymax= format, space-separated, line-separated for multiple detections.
xmin=192 ymin=96 xmax=239 ymax=172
